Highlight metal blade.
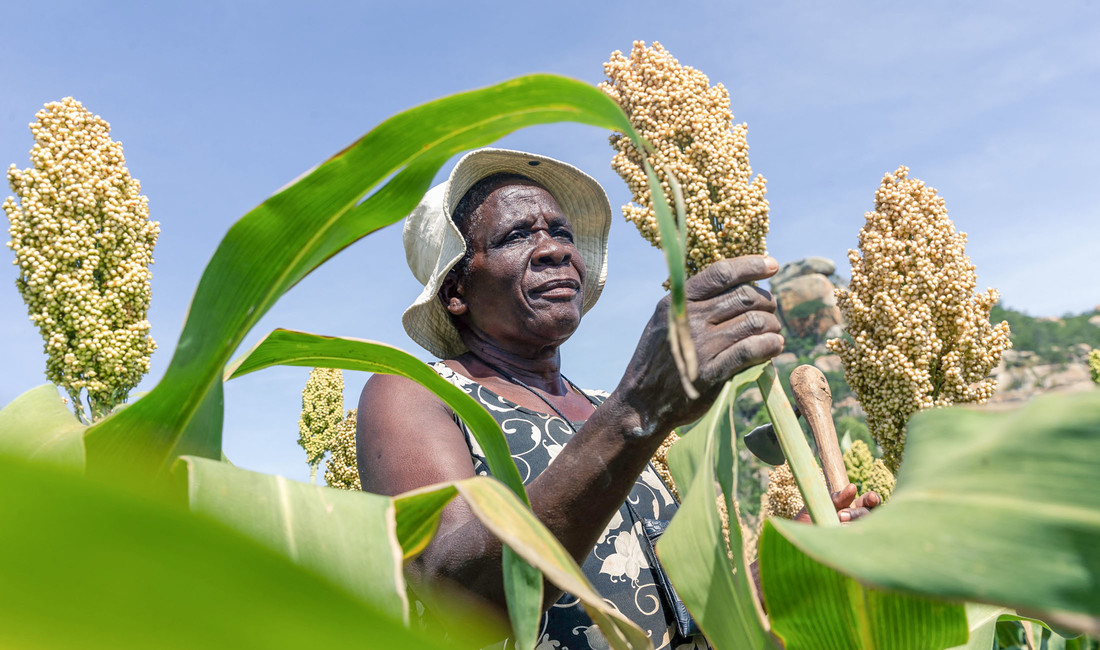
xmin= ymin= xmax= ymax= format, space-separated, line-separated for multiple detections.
xmin=744 ymin=422 xmax=786 ymax=466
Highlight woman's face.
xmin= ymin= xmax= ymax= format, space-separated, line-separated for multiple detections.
xmin=452 ymin=179 xmax=587 ymax=354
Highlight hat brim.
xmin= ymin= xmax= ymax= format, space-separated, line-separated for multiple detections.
xmin=402 ymin=148 xmax=612 ymax=359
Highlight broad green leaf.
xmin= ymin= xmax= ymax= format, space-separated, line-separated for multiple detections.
xmin=226 ymin=328 xmax=543 ymax=648
xmin=770 ymin=389 xmax=1100 ymax=633
xmin=83 ymin=73 xmax=653 ymax=477
xmin=0 ymin=383 xmax=85 ymax=469
xmin=0 ymin=454 xmax=449 ymax=650
xmin=225 ymin=328 xmax=527 ymax=502
xmin=424 ymin=477 xmax=652 ymax=650
xmin=760 ymin=520 xmax=968 ymax=649
xmin=661 ymin=364 xmax=776 ymax=649
xmin=174 ymin=456 xmax=406 ymax=623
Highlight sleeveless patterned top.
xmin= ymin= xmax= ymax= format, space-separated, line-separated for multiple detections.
xmin=432 ymin=362 xmax=709 ymax=650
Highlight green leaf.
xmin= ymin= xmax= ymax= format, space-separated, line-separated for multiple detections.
xmin=0 ymin=383 xmax=85 ymax=469
xmin=174 ymin=456 xmax=407 ymax=623
xmin=448 ymin=477 xmax=652 ymax=650
xmin=660 ymin=364 xmax=776 ymax=649
xmin=82 ymin=74 xmax=649 ymax=478
xmin=769 ymin=389 xmax=1100 ymax=634
xmin=760 ymin=520 xmax=968 ymax=649
xmin=0 ymin=453 xmax=450 ymax=650
xmin=225 ymin=328 xmax=527 ymax=503
xmin=393 ymin=482 xmax=544 ymax=650
xmin=226 ymin=329 xmax=546 ymax=648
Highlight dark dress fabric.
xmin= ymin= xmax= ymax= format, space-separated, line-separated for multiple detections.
xmin=431 ymin=362 xmax=709 ymax=650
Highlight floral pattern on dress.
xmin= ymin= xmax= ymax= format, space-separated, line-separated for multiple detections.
xmin=431 ymin=362 xmax=710 ymax=650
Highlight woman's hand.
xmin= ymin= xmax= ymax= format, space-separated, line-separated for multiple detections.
xmin=610 ymin=255 xmax=784 ymax=437
xmin=795 ymin=484 xmax=882 ymax=524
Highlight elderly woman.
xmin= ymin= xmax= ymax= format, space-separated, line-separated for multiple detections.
xmin=358 ymin=149 xmax=875 ymax=648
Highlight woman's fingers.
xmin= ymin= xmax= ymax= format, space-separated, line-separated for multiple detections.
xmin=831 ymin=484 xmax=859 ymax=510
xmin=854 ymin=490 xmax=881 ymax=510
xmin=685 ymin=256 xmax=778 ymax=301
xmin=700 ymin=283 xmax=777 ymax=325
xmin=708 ymin=332 xmax=785 ymax=382
xmin=794 ymin=486 xmax=882 ymax=524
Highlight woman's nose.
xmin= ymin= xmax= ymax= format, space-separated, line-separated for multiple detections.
xmin=532 ymin=232 xmax=572 ymax=267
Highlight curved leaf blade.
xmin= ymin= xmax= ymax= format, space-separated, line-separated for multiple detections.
xmin=174 ymin=456 xmax=407 ymax=623
xmin=394 ymin=483 xmax=458 ymax=562
xmin=225 ymin=328 xmax=528 ymax=504
xmin=661 ymin=365 xmax=776 ymax=649
xmin=83 ymin=73 xmax=645 ymax=476
xmin=229 ymin=330 xmax=549 ymax=647
xmin=452 ymin=477 xmax=651 ymax=650
xmin=770 ymin=389 xmax=1100 ymax=633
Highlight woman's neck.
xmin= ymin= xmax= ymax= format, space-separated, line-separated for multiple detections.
xmin=455 ymin=335 xmax=566 ymax=396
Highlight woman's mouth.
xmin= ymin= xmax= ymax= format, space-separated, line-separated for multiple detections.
xmin=530 ymin=278 xmax=580 ymax=300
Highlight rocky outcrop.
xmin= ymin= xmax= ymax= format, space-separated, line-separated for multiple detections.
xmin=770 ymin=257 xmax=845 ymax=339
xmin=988 ymin=345 xmax=1096 ymax=406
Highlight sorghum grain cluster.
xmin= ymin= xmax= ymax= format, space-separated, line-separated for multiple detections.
xmin=298 ymin=367 xmax=344 ymax=484
xmin=827 ymin=167 xmax=1011 ymax=471
xmin=325 ymin=408 xmax=360 ymax=491
xmin=5 ymin=97 xmax=159 ymax=422
xmin=601 ymin=41 xmax=769 ymax=277
xmin=842 ymin=440 xmax=895 ymax=502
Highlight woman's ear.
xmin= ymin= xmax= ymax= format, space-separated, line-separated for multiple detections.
xmin=438 ymin=269 xmax=467 ymax=317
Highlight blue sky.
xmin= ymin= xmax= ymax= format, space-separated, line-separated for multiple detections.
xmin=2 ymin=1 xmax=1098 ymax=483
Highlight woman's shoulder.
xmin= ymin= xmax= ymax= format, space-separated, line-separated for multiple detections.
xmin=359 ymin=368 xmax=450 ymax=411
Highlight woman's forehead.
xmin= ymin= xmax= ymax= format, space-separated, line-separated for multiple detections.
xmin=480 ymin=182 xmax=569 ymax=224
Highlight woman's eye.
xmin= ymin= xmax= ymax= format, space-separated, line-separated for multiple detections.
xmin=505 ymin=230 xmax=528 ymax=242
xmin=554 ymin=229 xmax=574 ymax=242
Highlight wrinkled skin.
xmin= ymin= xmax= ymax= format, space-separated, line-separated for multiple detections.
xmin=357 ymin=178 xmax=872 ymax=623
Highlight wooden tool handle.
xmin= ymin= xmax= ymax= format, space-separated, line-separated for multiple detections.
xmin=789 ymin=365 xmax=848 ymax=494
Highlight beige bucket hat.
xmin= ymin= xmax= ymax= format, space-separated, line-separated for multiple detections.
xmin=402 ymin=148 xmax=612 ymax=359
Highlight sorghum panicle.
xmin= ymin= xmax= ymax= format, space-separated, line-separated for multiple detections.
xmin=827 ymin=167 xmax=1011 ymax=471
xmin=842 ymin=440 xmax=895 ymax=502
xmin=298 ymin=367 xmax=344 ymax=483
xmin=4 ymin=97 xmax=159 ymax=422
xmin=601 ymin=41 xmax=769 ymax=278
xmin=325 ymin=408 xmax=361 ymax=491
xmin=761 ymin=462 xmax=814 ymax=521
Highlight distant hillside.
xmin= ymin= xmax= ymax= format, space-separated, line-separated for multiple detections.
xmin=990 ymin=305 xmax=1100 ymax=363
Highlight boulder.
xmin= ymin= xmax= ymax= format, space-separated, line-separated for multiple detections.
xmin=833 ymin=395 xmax=865 ymax=418
xmin=738 ymin=387 xmax=763 ymax=407
xmin=774 ymin=273 xmax=843 ymax=338
xmin=773 ymin=352 xmax=798 ymax=367
xmin=813 ymin=354 xmax=844 ymax=374
xmin=770 ymin=257 xmax=836 ymax=287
